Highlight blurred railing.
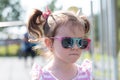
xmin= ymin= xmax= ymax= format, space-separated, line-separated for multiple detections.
xmin=0 ymin=21 xmax=25 ymax=27
xmin=0 ymin=21 xmax=25 ymax=56
xmin=90 ymin=0 xmax=119 ymax=80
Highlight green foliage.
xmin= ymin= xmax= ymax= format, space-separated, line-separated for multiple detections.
xmin=0 ymin=46 xmax=6 ymax=56
xmin=0 ymin=0 xmax=23 ymax=21
xmin=8 ymin=44 xmax=20 ymax=56
xmin=0 ymin=44 xmax=20 ymax=56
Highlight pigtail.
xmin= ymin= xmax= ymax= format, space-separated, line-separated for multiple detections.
xmin=80 ymin=15 xmax=90 ymax=34
xmin=27 ymin=9 xmax=45 ymax=42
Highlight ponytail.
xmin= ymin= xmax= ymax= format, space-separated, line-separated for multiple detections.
xmin=27 ymin=9 xmax=45 ymax=42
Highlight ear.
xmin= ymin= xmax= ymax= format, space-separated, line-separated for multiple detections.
xmin=44 ymin=38 xmax=53 ymax=50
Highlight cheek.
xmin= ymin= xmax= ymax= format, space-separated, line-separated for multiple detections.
xmin=53 ymin=40 xmax=63 ymax=51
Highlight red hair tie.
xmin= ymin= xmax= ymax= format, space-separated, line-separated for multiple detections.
xmin=42 ymin=7 xmax=51 ymax=19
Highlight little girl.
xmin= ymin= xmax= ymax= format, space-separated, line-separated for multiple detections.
xmin=28 ymin=8 xmax=92 ymax=80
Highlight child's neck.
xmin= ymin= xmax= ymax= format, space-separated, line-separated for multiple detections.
xmin=52 ymin=58 xmax=75 ymax=70
xmin=46 ymin=58 xmax=78 ymax=80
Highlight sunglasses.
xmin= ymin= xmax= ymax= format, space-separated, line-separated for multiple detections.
xmin=51 ymin=37 xmax=91 ymax=49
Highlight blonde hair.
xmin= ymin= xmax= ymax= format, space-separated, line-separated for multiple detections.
xmin=27 ymin=9 xmax=90 ymax=42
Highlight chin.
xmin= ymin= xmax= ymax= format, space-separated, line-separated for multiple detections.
xmin=68 ymin=59 xmax=78 ymax=63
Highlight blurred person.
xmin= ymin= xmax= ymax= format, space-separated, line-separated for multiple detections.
xmin=23 ymin=32 xmax=37 ymax=67
xmin=28 ymin=8 xmax=93 ymax=80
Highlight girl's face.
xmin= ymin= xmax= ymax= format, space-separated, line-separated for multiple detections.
xmin=52 ymin=25 xmax=85 ymax=64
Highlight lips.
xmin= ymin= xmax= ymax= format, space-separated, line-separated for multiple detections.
xmin=69 ymin=53 xmax=79 ymax=56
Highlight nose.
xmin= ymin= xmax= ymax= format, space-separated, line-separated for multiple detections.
xmin=72 ymin=42 xmax=79 ymax=50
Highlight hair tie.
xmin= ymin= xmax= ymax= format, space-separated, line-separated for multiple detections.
xmin=42 ymin=7 xmax=51 ymax=19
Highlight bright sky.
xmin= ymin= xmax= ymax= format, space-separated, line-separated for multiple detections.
xmin=20 ymin=0 xmax=90 ymax=10
xmin=20 ymin=0 xmax=99 ymax=17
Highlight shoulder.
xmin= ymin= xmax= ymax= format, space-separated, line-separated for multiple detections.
xmin=30 ymin=63 xmax=54 ymax=80
xmin=30 ymin=63 xmax=43 ymax=80
xmin=81 ymin=59 xmax=92 ymax=70
xmin=77 ymin=59 xmax=92 ymax=79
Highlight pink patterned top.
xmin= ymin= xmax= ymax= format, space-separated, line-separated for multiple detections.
xmin=30 ymin=59 xmax=92 ymax=80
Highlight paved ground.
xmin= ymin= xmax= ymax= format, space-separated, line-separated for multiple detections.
xmin=0 ymin=55 xmax=119 ymax=80
xmin=0 ymin=56 xmax=46 ymax=80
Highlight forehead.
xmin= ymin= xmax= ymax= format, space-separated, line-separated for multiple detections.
xmin=56 ymin=25 xmax=85 ymax=37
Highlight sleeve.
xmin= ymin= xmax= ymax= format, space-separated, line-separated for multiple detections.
xmin=81 ymin=59 xmax=92 ymax=80
xmin=30 ymin=63 xmax=43 ymax=80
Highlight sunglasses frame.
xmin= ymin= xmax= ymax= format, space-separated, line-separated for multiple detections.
xmin=50 ymin=37 xmax=91 ymax=49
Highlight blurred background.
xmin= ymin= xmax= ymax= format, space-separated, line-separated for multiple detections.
xmin=0 ymin=0 xmax=120 ymax=80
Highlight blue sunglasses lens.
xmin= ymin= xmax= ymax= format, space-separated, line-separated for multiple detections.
xmin=79 ymin=39 xmax=88 ymax=49
xmin=62 ymin=37 xmax=73 ymax=48
xmin=61 ymin=37 xmax=88 ymax=49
